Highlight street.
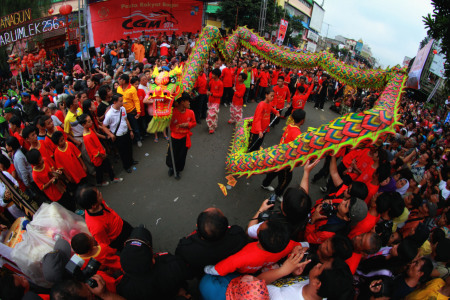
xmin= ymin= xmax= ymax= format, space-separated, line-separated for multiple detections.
xmin=101 ymin=100 xmax=338 ymax=253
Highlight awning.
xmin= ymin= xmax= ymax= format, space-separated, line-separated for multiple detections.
xmin=206 ymin=5 xmax=220 ymax=14
xmin=301 ymin=21 xmax=309 ymax=29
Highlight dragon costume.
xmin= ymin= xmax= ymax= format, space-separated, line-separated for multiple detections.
xmin=146 ymin=25 xmax=407 ymax=177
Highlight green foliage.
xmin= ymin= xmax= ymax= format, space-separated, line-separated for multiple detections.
xmin=423 ymin=0 xmax=450 ymax=87
xmin=217 ymin=0 xmax=305 ymax=46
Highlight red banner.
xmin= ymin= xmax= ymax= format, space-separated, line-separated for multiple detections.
xmin=88 ymin=0 xmax=203 ymax=46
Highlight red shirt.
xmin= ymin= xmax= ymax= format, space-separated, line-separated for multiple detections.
xmin=45 ymin=127 xmax=67 ymax=157
xmin=214 ymin=241 xmax=299 ymax=276
xmin=364 ymin=181 xmax=379 ymax=205
xmin=84 ymin=200 xmax=124 ymax=246
xmin=32 ymin=161 xmax=62 ymax=202
xmin=250 ymin=101 xmax=278 ymax=134
xmin=83 ymin=129 xmax=105 ymax=167
xmin=13 ymin=131 xmax=30 ymax=151
xmin=35 ymin=140 xmax=56 ymax=169
xmin=272 ymin=85 xmax=291 ymax=109
xmin=55 ymin=110 xmax=64 ymax=123
xmin=81 ymin=243 xmax=122 ymax=271
xmin=54 ymin=142 xmax=86 ymax=184
xmin=271 ymin=70 xmax=279 ymax=86
xmin=194 ymin=73 xmax=207 ymax=95
xmin=232 ymin=83 xmax=246 ymax=106
xmin=170 ymin=108 xmax=196 ymax=148
xmin=221 ymin=68 xmax=233 ymax=88
xmin=292 ymin=83 xmax=314 ymax=111
xmin=280 ymin=124 xmax=301 ymax=144
xmin=346 ymin=252 xmax=362 ymax=274
xmin=208 ymin=79 xmax=224 ymax=104
xmin=258 ymin=71 xmax=269 ymax=87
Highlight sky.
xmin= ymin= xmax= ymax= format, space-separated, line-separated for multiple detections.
xmin=320 ymin=0 xmax=434 ymax=68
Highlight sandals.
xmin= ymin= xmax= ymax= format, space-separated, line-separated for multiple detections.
xmin=154 ymin=138 xmax=159 ymax=142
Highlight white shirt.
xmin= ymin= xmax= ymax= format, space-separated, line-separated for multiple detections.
xmin=0 ymin=171 xmax=26 ymax=219
xmin=267 ymin=278 xmax=309 ymax=300
xmin=103 ymin=106 xmax=128 ymax=136
xmin=439 ymin=180 xmax=450 ymax=200
xmin=51 ymin=115 xmax=62 ymax=127
xmin=138 ymin=83 xmax=150 ymax=94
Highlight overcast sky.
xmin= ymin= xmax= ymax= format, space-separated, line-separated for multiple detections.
xmin=320 ymin=0 xmax=434 ymax=68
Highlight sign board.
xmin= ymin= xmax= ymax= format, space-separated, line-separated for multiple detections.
xmin=309 ymin=3 xmax=324 ymax=33
xmin=0 ymin=9 xmax=32 ymax=31
xmin=406 ymin=39 xmax=433 ymax=89
xmin=307 ymin=30 xmax=319 ymax=43
xmin=306 ymin=41 xmax=317 ymax=53
xmin=87 ymin=0 xmax=203 ymax=46
xmin=402 ymin=56 xmax=412 ymax=68
xmin=429 ymin=43 xmax=446 ymax=78
xmin=0 ymin=17 xmax=65 ymax=47
xmin=276 ymin=19 xmax=288 ymax=45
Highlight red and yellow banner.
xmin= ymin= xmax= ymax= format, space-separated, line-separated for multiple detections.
xmin=88 ymin=0 xmax=203 ymax=46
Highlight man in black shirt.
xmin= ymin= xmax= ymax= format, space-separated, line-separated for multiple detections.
xmin=175 ymin=208 xmax=248 ymax=279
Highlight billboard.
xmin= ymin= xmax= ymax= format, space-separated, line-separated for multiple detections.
xmin=307 ymin=30 xmax=319 ymax=43
xmin=402 ymin=56 xmax=412 ymax=68
xmin=87 ymin=0 xmax=203 ymax=46
xmin=276 ymin=19 xmax=288 ymax=45
xmin=306 ymin=41 xmax=317 ymax=53
xmin=429 ymin=43 xmax=446 ymax=78
xmin=406 ymin=39 xmax=433 ymax=89
xmin=309 ymin=3 xmax=324 ymax=33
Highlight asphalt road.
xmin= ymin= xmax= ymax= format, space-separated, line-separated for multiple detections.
xmin=101 ymin=100 xmax=339 ymax=253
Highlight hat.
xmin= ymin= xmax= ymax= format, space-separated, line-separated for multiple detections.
xmin=120 ymin=226 xmax=154 ymax=277
xmin=162 ymin=66 xmax=170 ymax=72
xmin=349 ymin=198 xmax=368 ymax=226
xmin=42 ymin=238 xmax=72 ymax=283
xmin=48 ymin=103 xmax=57 ymax=109
xmin=21 ymin=92 xmax=30 ymax=97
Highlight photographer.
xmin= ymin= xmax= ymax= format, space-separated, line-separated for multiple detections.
xmin=248 ymin=159 xmax=320 ymax=241
xmin=50 ymin=276 xmax=125 ymax=300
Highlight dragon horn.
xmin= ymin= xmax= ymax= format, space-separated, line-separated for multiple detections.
xmin=152 ymin=66 xmax=159 ymax=77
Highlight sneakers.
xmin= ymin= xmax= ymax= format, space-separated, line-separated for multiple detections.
xmin=137 ymin=141 xmax=143 ymax=147
xmin=112 ymin=177 xmax=123 ymax=183
xmin=277 ymin=196 xmax=283 ymax=202
xmin=97 ymin=181 xmax=110 ymax=187
xmin=320 ymin=186 xmax=328 ymax=193
xmin=261 ymin=185 xmax=275 ymax=192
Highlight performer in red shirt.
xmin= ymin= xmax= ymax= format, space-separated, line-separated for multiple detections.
xmin=51 ymin=131 xmax=87 ymax=184
xmin=270 ymin=67 xmax=280 ymax=86
xmin=26 ymin=149 xmax=75 ymax=211
xmin=248 ymin=89 xmax=279 ymax=152
xmin=167 ymin=93 xmax=197 ymax=179
xmin=228 ymin=73 xmax=247 ymax=124
xmin=220 ymin=63 xmax=233 ymax=106
xmin=42 ymin=115 xmax=68 ymax=156
xmin=22 ymin=125 xmax=56 ymax=169
xmin=256 ymin=66 xmax=269 ymax=101
xmin=206 ymin=69 xmax=223 ymax=134
xmin=261 ymin=109 xmax=306 ymax=201
xmin=193 ymin=69 xmax=208 ymax=123
xmin=271 ymin=76 xmax=291 ymax=125
xmin=291 ymin=81 xmax=314 ymax=112
xmin=79 ymin=114 xmax=122 ymax=186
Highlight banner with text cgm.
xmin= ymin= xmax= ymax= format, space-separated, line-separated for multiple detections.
xmin=87 ymin=0 xmax=203 ymax=46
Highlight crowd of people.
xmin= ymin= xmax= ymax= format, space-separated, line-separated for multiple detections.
xmin=0 ymin=30 xmax=449 ymax=300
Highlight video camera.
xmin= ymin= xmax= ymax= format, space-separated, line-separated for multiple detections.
xmin=65 ymin=254 xmax=101 ymax=288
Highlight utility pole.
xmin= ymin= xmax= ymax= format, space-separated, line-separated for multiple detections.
xmin=258 ymin=0 xmax=268 ymax=36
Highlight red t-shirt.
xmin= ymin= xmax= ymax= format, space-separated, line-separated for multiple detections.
xmin=170 ymin=108 xmax=196 ymax=149
xmin=83 ymin=129 xmax=105 ymax=167
xmin=13 ymin=131 xmax=30 ymax=151
xmin=272 ymin=85 xmax=291 ymax=109
xmin=280 ymin=124 xmax=301 ymax=144
xmin=214 ymin=240 xmax=299 ymax=276
xmin=250 ymin=101 xmax=277 ymax=135
xmin=208 ymin=79 xmax=224 ymax=104
xmin=84 ymin=200 xmax=124 ymax=246
xmin=221 ymin=68 xmax=233 ymax=88
xmin=32 ymin=161 xmax=62 ymax=202
xmin=271 ymin=70 xmax=279 ymax=86
xmin=55 ymin=110 xmax=64 ymax=123
xmin=356 ymin=164 xmax=376 ymax=186
xmin=292 ymin=83 xmax=314 ymax=111
xmin=34 ymin=140 xmax=56 ymax=169
xmin=346 ymin=252 xmax=362 ymax=274
xmin=232 ymin=83 xmax=246 ymax=106
xmin=258 ymin=71 xmax=269 ymax=87
xmin=364 ymin=181 xmax=379 ymax=205
xmin=81 ymin=243 xmax=122 ymax=271
xmin=137 ymin=89 xmax=146 ymax=117
xmin=45 ymin=127 xmax=67 ymax=157
xmin=54 ymin=142 xmax=86 ymax=184
xmin=194 ymin=73 xmax=207 ymax=95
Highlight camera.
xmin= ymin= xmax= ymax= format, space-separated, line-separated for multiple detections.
xmin=321 ymin=202 xmax=337 ymax=217
xmin=65 ymin=255 xmax=101 ymax=288
xmin=267 ymin=194 xmax=276 ymax=209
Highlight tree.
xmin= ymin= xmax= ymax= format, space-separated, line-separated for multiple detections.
xmin=423 ymin=0 xmax=450 ymax=88
xmin=0 ymin=0 xmax=52 ymax=78
xmin=217 ymin=0 xmax=305 ymax=47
